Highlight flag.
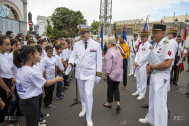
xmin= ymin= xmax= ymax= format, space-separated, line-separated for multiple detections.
xmin=180 ymin=28 xmax=188 ymax=72
xmin=161 ymin=19 xmax=165 ymax=24
xmin=100 ymin=24 xmax=103 ymax=49
xmin=143 ymin=22 xmax=150 ymax=31
xmin=183 ymin=28 xmax=187 ymax=40
xmin=122 ymin=24 xmax=127 ymax=42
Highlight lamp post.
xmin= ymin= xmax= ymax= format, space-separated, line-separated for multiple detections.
xmin=174 ymin=18 xmax=178 ymax=29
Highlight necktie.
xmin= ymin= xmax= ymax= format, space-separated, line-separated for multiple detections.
xmin=85 ymin=42 xmax=87 ymax=49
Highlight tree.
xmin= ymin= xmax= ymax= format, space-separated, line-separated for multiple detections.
xmin=44 ymin=19 xmax=54 ymax=39
xmin=91 ymin=20 xmax=99 ymax=35
xmin=51 ymin=7 xmax=86 ymax=38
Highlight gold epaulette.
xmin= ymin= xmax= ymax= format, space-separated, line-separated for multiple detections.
xmin=164 ymin=40 xmax=169 ymax=44
xmin=96 ymin=72 xmax=102 ymax=77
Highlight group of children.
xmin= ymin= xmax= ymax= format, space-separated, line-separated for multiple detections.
xmin=0 ymin=32 xmax=73 ymax=126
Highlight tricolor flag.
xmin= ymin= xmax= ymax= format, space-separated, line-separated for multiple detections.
xmin=161 ymin=19 xmax=165 ymax=24
xmin=100 ymin=24 xmax=103 ymax=49
xmin=122 ymin=24 xmax=127 ymax=42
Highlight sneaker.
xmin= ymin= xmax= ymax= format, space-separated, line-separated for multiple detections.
xmin=57 ymin=96 xmax=64 ymax=101
xmin=137 ymin=95 xmax=145 ymax=100
xmin=51 ymin=101 xmax=56 ymax=105
xmin=41 ymin=113 xmax=49 ymax=118
xmin=38 ymin=118 xmax=46 ymax=124
xmin=139 ymin=119 xmax=154 ymax=126
xmin=46 ymin=104 xmax=55 ymax=109
xmin=131 ymin=92 xmax=139 ymax=96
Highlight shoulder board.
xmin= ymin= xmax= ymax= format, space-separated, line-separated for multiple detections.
xmin=164 ymin=40 xmax=169 ymax=44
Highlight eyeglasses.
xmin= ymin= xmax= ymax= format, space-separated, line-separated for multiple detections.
xmin=78 ymin=31 xmax=87 ymax=35
xmin=177 ymin=39 xmax=182 ymax=41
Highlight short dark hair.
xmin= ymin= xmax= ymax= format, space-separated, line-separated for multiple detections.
xmin=6 ymin=31 xmax=13 ymax=36
xmin=55 ymin=45 xmax=63 ymax=50
xmin=37 ymin=36 xmax=41 ymax=40
xmin=173 ymin=33 xmax=177 ymax=38
xmin=0 ymin=35 xmax=9 ymax=45
xmin=27 ymin=40 xmax=36 ymax=45
xmin=45 ymin=45 xmax=53 ymax=51
xmin=177 ymin=35 xmax=182 ymax=38
xmin=35 ymin=45 xmax=42 ymax=52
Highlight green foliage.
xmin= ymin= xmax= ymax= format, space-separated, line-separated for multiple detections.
xmin=91 ymin=20 xmax=99 ymax=35
xmin=51 ymin=7 xmax=86 ymax=38
xmin=44 ymin=19 xmax=53 ymax=39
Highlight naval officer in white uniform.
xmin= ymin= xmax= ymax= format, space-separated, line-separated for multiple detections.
xmin=132 ymin=30 xmax=152 ymax=100
xmin=66 ymin=24 xmax=102 ymax=126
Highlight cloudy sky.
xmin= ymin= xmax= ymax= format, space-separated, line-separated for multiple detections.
xmin=28 ymin=0 xmax=189 ymax=25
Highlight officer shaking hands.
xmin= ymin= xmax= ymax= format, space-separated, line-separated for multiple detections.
xmin=65 ymin=24 xmax=102 ymax=126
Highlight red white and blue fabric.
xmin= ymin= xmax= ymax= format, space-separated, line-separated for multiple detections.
xmin=118 ymin=44 xmax=126 ymax=53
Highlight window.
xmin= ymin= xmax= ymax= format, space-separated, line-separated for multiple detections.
xmin=0 ymin=5 xmax=17 ymax=20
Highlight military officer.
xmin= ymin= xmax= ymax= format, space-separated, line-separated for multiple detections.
xmin=65 ymin=24 xmax=102 ymax=126
xmin=139 ymin=24 xmax=175 ymax=126
xmin=168 ymin=29 xmax=178 ymax=86
xmin=132 ymin=31 xmax=152 ymax=100
xmin=128 ymin=33 xmax=140 ymax=76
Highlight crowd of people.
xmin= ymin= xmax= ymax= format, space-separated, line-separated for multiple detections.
xmin=0 ymin=30 xmax=75 ymax=126
xmin=0 ymin=22 xmax=188 ymax=126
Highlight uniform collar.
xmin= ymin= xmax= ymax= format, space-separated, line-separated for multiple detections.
xmin=155 ymin=37 xmax=166 ymax=47
xmin=82 ymin=37 xmax=91 ymax=43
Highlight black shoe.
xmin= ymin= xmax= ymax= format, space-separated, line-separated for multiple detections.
xmin=185 ymin=69 xmax=189 ymax=72
xmin=103 ymin=104 xmax=112 ymax=108
xmin=63 ymin=87 xmax=68 ymax=90
xmin=141 ymin=104 xmax=148 ymax=108
xmin=65 ymin=83 xmax=70 ymax=86
xmin=185 ymin=92 xmax=189 ymax=95
xmin=61 ymin=89 xmax=65 ymax=92
xmin=116 ymin=105 xmax=121 ymax=112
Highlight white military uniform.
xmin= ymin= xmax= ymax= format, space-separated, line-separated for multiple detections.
xmin=168 ymin=38 xmax=178 ymax=91
xmin=129 ymin=39 xmax=140 ymax=75
xmin=145 ymin=38 xmax=175 ymax=126
xmin=135 ymin=41 xmax=152 ymax=97
xmin=68 ymin=37 xmax=102 ymax=121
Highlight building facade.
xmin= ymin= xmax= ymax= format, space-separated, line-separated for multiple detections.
xmin=0 ymin=0 xmax=27 ymax=35
xmin=33 ymin=15 xmax=51 ymax=38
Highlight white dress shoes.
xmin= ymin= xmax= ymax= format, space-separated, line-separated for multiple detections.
xmin=139 ymin=118 xmax=154 ymax=126
xmin=131 ymin=92 xmax=139 ymax=96
xmin=137 ymin=95 xmax=145 ymax=100
xmin=87 ymin=120 xmax=93 ymax=126
xmin=79 ymin=110 xmax=86 ymax=117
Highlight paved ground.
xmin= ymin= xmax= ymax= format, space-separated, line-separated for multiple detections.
xmin=15 ymin=61 xmax=189 ymax=126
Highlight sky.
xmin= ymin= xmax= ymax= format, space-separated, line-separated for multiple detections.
xmin=28 ymin=0 xmax=189 ymax=25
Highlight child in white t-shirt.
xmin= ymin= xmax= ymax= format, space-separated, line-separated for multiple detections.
xmin=55 ymin=45 xmax=64 ymax=101
xmin=13 ymin=45 xmax=62 ymax=126
xmin=0 ymin=36 xmax=13 ymax=125
xmin=42 ymin=45 xmax=57 ymax=108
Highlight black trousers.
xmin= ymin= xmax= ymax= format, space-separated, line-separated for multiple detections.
xmin=107 ymin=77 xmax=120 ymax=103
xmin=123 ymin=59 xmax=128 ymax=86
xmin=44 ymin=84 xmax=55 ymax=107
xmin=20 ymin=95 xmax=40 ymax=126
xmin=0 ymin=78 xmax=12 ymax=123
xmin=171 ymin=64 xmax=180 ymax=84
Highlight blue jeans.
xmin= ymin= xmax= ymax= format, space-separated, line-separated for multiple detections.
xmin=56 ymin=71 xmax=64 ymax=97
xmin=8 ymin=89 xmax=21 ymax=116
